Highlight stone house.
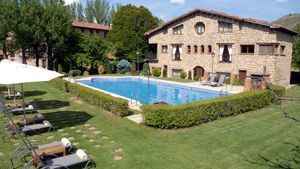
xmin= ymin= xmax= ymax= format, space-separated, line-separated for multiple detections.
xmin=145 ymin=8 xmax=297 ymax=86
xmin=72 ymin=20 xmax=111 ymax=38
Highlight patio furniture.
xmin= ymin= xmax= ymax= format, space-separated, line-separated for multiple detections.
xmin=9 ymin=104 xmax=37 ymax=115
xmin=210 ymin=74 xmax=226 ymax=87
xmin=38 ymin=149 xmax=96 ymax=169
xmin=201 ymin=74 xmax=216 ymax=85
xmin=32 ymin=144 xmax=66 ymax=166
xmin=3 ymin=91 xmax=22 ymax=100
xmin=10 ymin=114 xmax=45 ymax=127
xmin=22 ymin=120 xmax=54 ymax=136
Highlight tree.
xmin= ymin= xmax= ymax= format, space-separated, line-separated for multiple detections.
xmin=76 ymin=2 xmax=85 ymax=21
xmin=106 ymin=4 xmax=160 ymax=60
xmin=93 ymin=0 xmax=110 ymax=25
xmin=85 ymin=0 xmax=94 ymax=23
xmin=68 ymin=2 xmax=77 ymax=20
xmin=292 ymin=24 xmax=300 ymax=71
xmin=76 ymin=33 xmax=108 ymax=72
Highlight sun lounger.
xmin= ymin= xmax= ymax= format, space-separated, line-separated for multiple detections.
xmin=210 ymin=74 xmax=226 ymax=87
xmin=9 ymin=104 xmax=37 ymax=115
xmin=36 ymin=138 xmax=76 ymax=154
xmin=3 ymin=91 xmax=22 ymax=100
xmin=22 ymin=121 xmax=54 ymax=136
xmin=201 ymin=74 xmax=216 ymax=85
xmin=39 ymin=149 xmax=96 ymax=169
xmin=10 ymin=114 xmax=45 ymax=127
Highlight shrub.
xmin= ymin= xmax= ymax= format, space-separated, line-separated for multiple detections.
xmin=57 ymin=64 xmax=63 ymax=73
xmin=142 ymin=62 xmax=151 ymax=76
xmin=152 ymin=68 xmax=161 ymax=77
xmin=232 ymin=76 xmax=243 ymax=86
xmin=130 ymin=62 xmax=137 ymax=75
xmin=188 ymin=71 xmax=192 ymax=80
xmin=83 ymin=71 xmax=90 ymax=76
xmin=194 ymin=77 xmax=199 ymax=81
xmin=180 ymin=71 xmax=187 ymax=79
xmin=143 ymin=87 xmax=285 ymax=129
xmin=117 ymin=59 xmax=131 ymax=74
xmin=98 ymin=65 xmax=105 ymax=74
xmin=50 ymin=78 xmax=129 ymax=116
xmin=69 ymin=70 xmax=82 ymax=77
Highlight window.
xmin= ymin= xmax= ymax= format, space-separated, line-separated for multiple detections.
xmin=194 ymin=45 xmax=198 ymax=53
xmin=172 ymin=45 xmax=182 ymax=60
xmin=172 ymin=69 xmax=182 ymax=77
xmin=89 ymin=30 xmax=93 ymax=33
xmin=195 ymin=22 xmax=205 ymax=34
xmin=259 ymin=44 xmax=275 ymax=55
xmin=187 ymin=45 xmax=191 ymax=54
xmin=208 ymin=45 xmax=212 ymax=54
xmin=173 ymin=25 xmax=183 ymax=35
xmin=218 ymin=21 xmax=233 ymax=32
xmin=162 ymin=46 xmax=168 ymax=53
xmin=241 ymin=45 xmax=255 ymax=54
xmin=201 ymin=45 xmax=205 ymax=53
xmin=280 ymin=45 xmax=285 ymax=55
xmin=219 ymin=44 xmax=232 ymax=62
xmin=96 ymin=30 xmax=99 ymax=33
xmin=81 ymin=28 xmax=84 ymax=32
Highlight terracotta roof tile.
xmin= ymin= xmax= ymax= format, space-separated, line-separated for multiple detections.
xmin=72 ymin=20 xmax=111 ymax=31
xmin=145 ymin=8 xmax=297 ymax=36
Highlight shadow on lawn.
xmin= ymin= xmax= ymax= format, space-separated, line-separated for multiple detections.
xmin=24 ymin=90 xmax=47 ymax=97
xmin=30 ymin=100 xmax=70 ymax=110
xmin=43 ymin=111 xmax=93 ymax=129
xmin=246 ymin=139 xmax=300 ymax=168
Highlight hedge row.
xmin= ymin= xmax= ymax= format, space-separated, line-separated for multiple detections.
xmin=143 ymin=86 xmax=285 ymax=129
xmin=50 ymin=78 xmax=129 ymax=116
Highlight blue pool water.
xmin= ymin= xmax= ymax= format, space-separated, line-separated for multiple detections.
xmin=78 ymin=77 xmax=224 ymax=105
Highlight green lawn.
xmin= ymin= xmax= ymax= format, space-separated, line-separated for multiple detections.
xmin=1 ymin=82 xmax=300 ymax=168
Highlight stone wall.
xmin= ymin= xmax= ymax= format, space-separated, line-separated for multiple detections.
xmin=148 ymin=12 xmax=293 ymax=86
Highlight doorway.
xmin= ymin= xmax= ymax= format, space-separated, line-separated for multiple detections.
xmin=193 ymin=66 xmax=205 ymax=80
xmin=163 ymin=65 xmax=168 ymax=77
xmin=239 ymin=70 xmax=247 ymax=84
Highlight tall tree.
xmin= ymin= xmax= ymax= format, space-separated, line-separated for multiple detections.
xmin=106 ymin=4 xmax=160 ymax=60
xmin=85 ymin=0 xmax=94 ymax=23
xmin=68 ymin=2 xmax=77 ymax=20
xmin=93 ymin=0 xmax=110 ymax=25
xmin=108 ymin=3 xmax=120 ymax=26
xmin=292 ymin=24 xmax=300 ymax=72
xmin=76 ymin=2 xmax=85 ymax=21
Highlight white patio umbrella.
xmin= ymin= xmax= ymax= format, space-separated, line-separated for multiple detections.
xmin=0 ymin=59 xmax=63 ymax=122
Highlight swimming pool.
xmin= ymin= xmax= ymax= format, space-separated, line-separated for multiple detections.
xmin=78 ymin=77 xmax=225 ymax=105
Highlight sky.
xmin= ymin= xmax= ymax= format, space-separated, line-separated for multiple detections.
xmin=65 ymin=0 xmax=300 ymax=22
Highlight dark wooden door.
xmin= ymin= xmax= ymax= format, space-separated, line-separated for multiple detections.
xmin=163 ymin=65 xmax=168 ymax=77
xmin=239 ymin=70 xmax=247 ymax=84
xmin=194 ymin=66 xmax=204 ymax=79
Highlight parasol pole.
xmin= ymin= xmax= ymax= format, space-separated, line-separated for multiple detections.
xmin=21 ymin=83 xmax=26 ymax=124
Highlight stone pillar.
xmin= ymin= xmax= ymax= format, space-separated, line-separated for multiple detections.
xmin=203 ymin=71 xmax=210 ymax=81
xmin=230 ymin=74 xmax=237 ymax=84
xmin=244 ymin=76 xmax=252 ymax=91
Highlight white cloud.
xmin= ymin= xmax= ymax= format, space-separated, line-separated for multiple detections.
xmin=274 ymin=0 xmax=288 ymax=3
xmin=170 ymin=0 xmax=186 ymax=5
xmin=64 ymin=0 xmax=78 ymax=5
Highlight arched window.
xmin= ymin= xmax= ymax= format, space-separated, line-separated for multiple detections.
xmin=195 ymin=22 xmax=205 ymax=34
xmin=208 ymin=45 xmax=212 ymax=54
xmin=194 ymin=45 xmax=198 ymax=53
xmin=187 ymin=45 xmax=191 ymax=54
xmin=201 ymin=45 xmax=205 ymax=53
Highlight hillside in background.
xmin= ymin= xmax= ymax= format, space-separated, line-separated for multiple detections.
xmin=273 ymin=13 xmax=300 ymax=30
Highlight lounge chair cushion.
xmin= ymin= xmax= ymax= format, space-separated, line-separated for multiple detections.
xmin=37 ymin=141 xmax=65 ymax=150
xmin=43 ymin=154 xmax=90 ymax=169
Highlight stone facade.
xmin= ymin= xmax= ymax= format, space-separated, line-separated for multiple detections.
xmin=146 ymin=9 xmax=295 ymax=86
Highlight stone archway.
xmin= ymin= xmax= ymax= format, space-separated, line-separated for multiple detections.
xmin=193 ymin=66 xmax=205 ymax=80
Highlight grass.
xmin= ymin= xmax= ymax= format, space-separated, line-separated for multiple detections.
xmin=1 ymin=82 xmax=300 ymax=168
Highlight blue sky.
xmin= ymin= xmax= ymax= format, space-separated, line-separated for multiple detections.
xmin=67 ymin=0 xmax=300 ymax=22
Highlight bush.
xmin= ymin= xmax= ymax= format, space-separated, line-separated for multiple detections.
xmin=143 ymin=87 xmax=285 ymax=129
xmin=98 ymin=65 xmax=105 ymax=74
xmin=180 ymin=71 xmax=187 ymax=79
xmin=188 ymin=71 xmax=192 ymax=80
xmin=69 ymin=70 xmax=82 ymax=77
xmin=117 ymin=59 xmax=131 ymax=74
xmin=57 ymin=64 xmax=63 ymax=73
xmin=83 ymin=71 xmax=89 ymax=76
xmin=130 ymin=62 xmax=137 ymax=75
xmin=152 ymin=68 xmax=161 ymax=77
xmin=142 ymin=62 xmax=151 ymax=76
xmin=232 ymin=76 xmax=243 ymax=86
xmin=50 ymin=78 xmax=129 ymax=116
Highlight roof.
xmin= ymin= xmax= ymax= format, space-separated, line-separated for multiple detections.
xmin=145 ymin=8 xmax=297 ymax=36
xmin=72 ymin=20 xmax=111 ymax=31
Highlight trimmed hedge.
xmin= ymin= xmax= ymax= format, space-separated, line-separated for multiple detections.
xmin=50 ymin=78 xmax=129 ymax=116
xmin=143 ymin=86 xmax=285 ymax=129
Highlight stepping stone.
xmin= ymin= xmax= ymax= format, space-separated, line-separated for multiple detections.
xmin=0 ymin=152 xmax=3 ymax=156
xmin=58 ymin=129 xmax=64 ymax=132
xmin=93 ymin=131 xmax=101 ymax=134
xmin=68 ymin=137 xmax=75 ymax=141
xmin=75 ymin=100 xmax=83 ymax=104
xmin=127 ymin=114 xmax=144 ymax=124
xmin=70 ymin=127 xmax=76 ymax=129
xmin=84 ymin=124 xmax=91 ymax=127
xmin=30 ymin=139 xmax=37 ymax=142
xmin=73 ymin=142 xmax=79 ymax=146
xmin=81 ymin=134 xmax=87 ymax=138
xmin=113 ymin=155 xmax=123 ymax=161
xmin=88 ymin=139 xmax=95 ymax=143
xmin=89 ymin=127 xmax=96 ymax=130
xmin=110 ymin=140 xmax=115 ymax=144
xmin=61 ymin=133 xmax=69 ymax=136
xmin=102 ymin=136 xmax=109 ymax=139
xmin=47 ymin=136 xmax=54 ymax=139
xmin=94 ymin=145 xmax=101 ymax=148
xmin=75 ymin=130 xmax=82 ymax=133
xmin=70 ymin=97 xmax=77 ymax=100
xmin=13 ymin=143 xmax=19 ymax=146
xmin=114 ymin=148 xmax=123 ymax=153
xmin=59 ymin=107 xmax=66 ymax=110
